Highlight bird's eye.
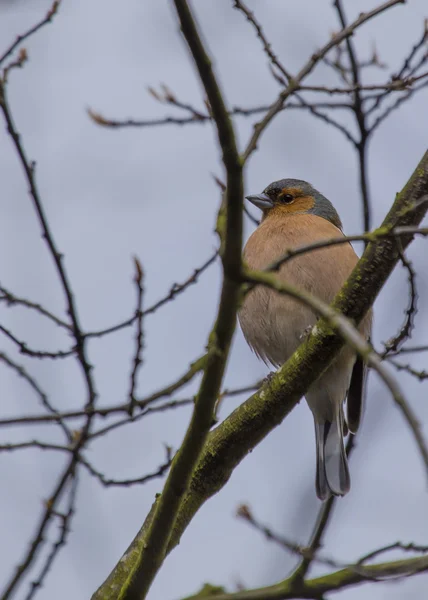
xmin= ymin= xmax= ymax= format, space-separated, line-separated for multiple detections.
xmin=280 ymin=193 xmax=294 ymax=203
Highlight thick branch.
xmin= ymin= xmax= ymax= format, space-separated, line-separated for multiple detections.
xmin=168 ymin=150 xmax=428 ymax=547
xmin=92 ymin=0 xmax=243 ymax=598
xmin=180 ymin=554 xmax=428 ymax=600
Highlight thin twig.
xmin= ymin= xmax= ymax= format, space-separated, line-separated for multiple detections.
xmin=236 ymin=504 xmax=341 ymax=570
xmin=244 ymin=267 xmax=428 ymax=481
xmin=80 ymin=446 xmax=172 ymax=487
xmin=127 ymin=257 xmax=145 ymax=416
xmin=0 ymin=380 xmax=260 ymax=429
xmin=0 ymin=354 xmax=207 ymax=428
xmin=367 ymin=22 xmax=428 ymax=117
xmin=261 ymin=225 xmax=428 ymax=277
xmin=358 ymin=541 xmax=428 ymax=565
xmin=392 ymin=345 xmax=428 ymax=355
xmin=334 ymin=0 xmax=371 ymax=231
xmin=0 ymin=352 xmax=71 ymax=441
xmin=88 ymin=399 xmax=193 ymax=441
xmin=388 ymin=358 xmax=428 ymax=381
xmin=242 ymin=0 xmax=406 ymax=162
xmin=233 ymin=0 xmax=293 ymax=82
xmin=292 ymin=436 xmax=355 ymax=581
xmin=0 ymin=76 xmax=97 ymax=600
xmin=88 ymin=99 xmax=349 ymax=129
xmin=0 ymin=441 xmax=70 ymax=453
xmin=0 ymin=285 xmax=70 ymax=330
xmin=0 ymin=79 xmax=96 ymax=407
xmin=179 ymin=555 xmax=428 ymax=600
xmin=0 ymin=0 xmax=61 ymax=67
xmin=24 ymin=471 xmax=79 ymax=600
xmin=270 ymin=64 xmax=357 ymax=143
xmin=382 ymin=244 xmax=418 ymax=356
xmin=86 ymin=250 xmax=218 ymax=339
xmin=369 ymin=79 xmax=428 ymax=134
xmin=0 ymin=324 xmax=74 ymax=359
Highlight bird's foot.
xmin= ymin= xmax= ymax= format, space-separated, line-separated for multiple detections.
xmin=299 ymin=325 xmax=314 ymax=341
xmin=263 ymin=371 xmax=276 ymax=385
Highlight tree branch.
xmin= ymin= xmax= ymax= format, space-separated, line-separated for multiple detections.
xmin=91 ymin=141 xmax=428 ymax=598
xmin=179 ymin=554 xmax=428 ymax=600
xmin=166 ymin=150 xmax=428 ymax=554
xmin=0 ymin=1 xmax=61 ymax=68
xmin=334 ymin=0 xmax=372 ymax=232
xmin=241 ymin=0 xmax=405 ymax=162
xmin=92 ymin=0 xmax=243 ymax=597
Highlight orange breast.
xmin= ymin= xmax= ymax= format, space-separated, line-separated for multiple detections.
xmin=239 ymin=213 xmax=371 ymax=366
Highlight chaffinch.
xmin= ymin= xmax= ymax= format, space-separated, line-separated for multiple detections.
xmin=238 ymin=179 xmax=372 ymax=500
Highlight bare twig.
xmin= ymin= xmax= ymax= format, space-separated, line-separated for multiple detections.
xmin=179 ymin=555 xmax=428 ymax=600
xmin=244 ymin=206 xmax=260 ymax=227
xmin=236 ymin=503 xmax=340 ymax=569
xmin=357 ymin=541 xmax=428 ymax=565
xmin=86 ymin=250 xmax=218 ymax=339
xmin=88 ymin=399 xmax=193 ymax=441
xmin=0 ymin=440 xmax=70 ymax=453
xmin=0 ymin=74 xmax=97 ymax=600
xmin=0 ymin=285 xmax=70 ymax=330
xmin=369 ymin=79 xmax=428 ymax=133
xmin=0 ymin=0 xmax=61 ymax=67
xmin=88 ymin=99 xmax=348 ymax=130
xmin=0 ymin=324 xmax=74 ymax=359
xmin=0 ymin=80 xmax=96 ymax=406
xmin=88 ymin=65 xmax=428 ymax=133
xmin=127 ymin=257 xmax=145 ymax=416
xmin=242 ymin=0 xmax=406 ymax=162
xmin=262 ymin=225 xmax=428 ymax=274
xmin=0 ymin=353 xmax=207 ymax=428
xmin=233 ymin=0 xmax=293 ymax=82
xmin=388 ymin=358 xmax=428 ymax=381
xmin=333 ymin=0 xmax=371 ymax=231
xmin=80 ymin=446 xmax=172 ymax=487
xmin=394 ymin=345 xmax=428 ymax=355
xmin=92 ymin=0 xmax=244 ymax=596
xmin=235 ymin=500 xmax=425 ymax=582
xmin=24 ymin=472 xmax=78 ymax=600
xmin=293 ymin=435 xmax=356 ymax=582
xmin=2 ymin=48 xmax=28 ymax=82
xmin=88 ymin=108 xmax=206 ymax=128
xmin=0 ymin=352 xmax=71 ymax=441
xmin=297 ymin=74 xmax=428 ymax=93
xmin=382 ymin=245 xmax=418 ymax=356
xmin=367 ymin=22 xmax=428 ymax=118
xmin=0 ymin=380 xmax=260 ymax=430
xmin=148 ymin=83 xmax=207 ymax=119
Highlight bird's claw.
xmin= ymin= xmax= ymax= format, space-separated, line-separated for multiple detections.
xmin=299 ymin=325 xmax=314 ymax=341
xmin=263 ymin=371 xmax=276 ymax=385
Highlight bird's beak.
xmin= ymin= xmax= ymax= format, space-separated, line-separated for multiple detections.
xmin=245 ymin=193 xmax=273 ymax=210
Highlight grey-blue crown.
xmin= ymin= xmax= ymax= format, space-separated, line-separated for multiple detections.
xmin=263 ymin=178 xmax=342 ymax=229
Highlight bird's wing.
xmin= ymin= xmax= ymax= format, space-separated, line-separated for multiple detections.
xmin=346 ymin=356 xmax=366 ymax=434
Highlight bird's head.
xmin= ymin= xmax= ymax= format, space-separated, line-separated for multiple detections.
xmin=246 ymin=178 xmax=342 ymax=229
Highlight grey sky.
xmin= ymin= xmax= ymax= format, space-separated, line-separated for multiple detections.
xmin=0 ymin=1 xmax=427 ymax=599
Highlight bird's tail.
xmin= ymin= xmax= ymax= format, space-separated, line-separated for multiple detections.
xmin=314 ymin=406 xmax=350 ymax=501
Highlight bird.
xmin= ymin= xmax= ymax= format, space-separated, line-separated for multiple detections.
xmin=238 ymin=178 xmax=372 ymax=500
